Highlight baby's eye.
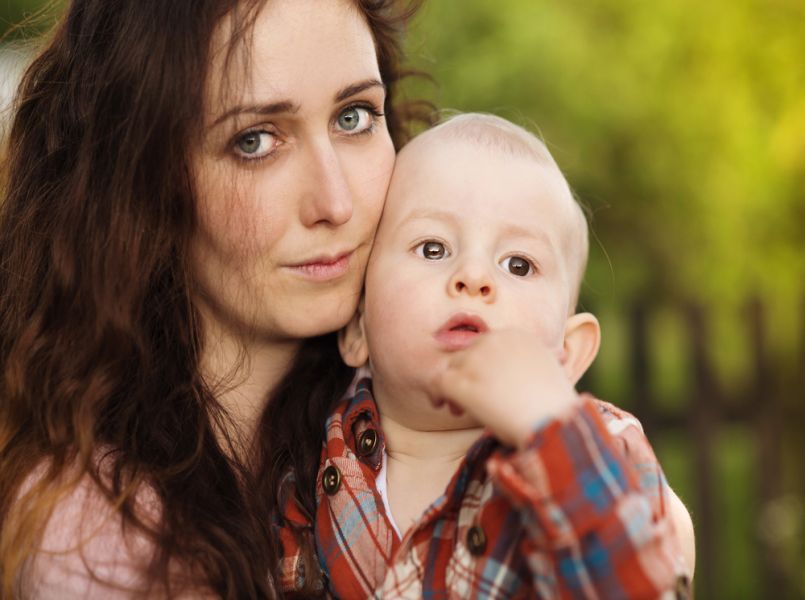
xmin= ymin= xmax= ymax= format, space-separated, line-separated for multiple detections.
xmin=415 ymin=240 xmax=449 ymax=260
xmin=501 ymin=255 xmax=533 ymax=276
xmin=234 ymin=130 xmax=278 ymax=160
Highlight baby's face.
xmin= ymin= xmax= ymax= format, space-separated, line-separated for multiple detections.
xmin=362 ymin=137 xmax=582 ymax=420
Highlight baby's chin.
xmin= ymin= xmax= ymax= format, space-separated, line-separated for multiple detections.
xmin=430 ymin=397 xmax=469 ymax=419
xmin=420 ymin=401 xmax=483 ymax=432
xmin=378 ymin=398 xmax=481 ymax=433
xmin=371 ymin=379 xmax=484 ymax=434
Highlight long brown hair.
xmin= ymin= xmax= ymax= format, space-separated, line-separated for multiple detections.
xmin=0 ymin=0 xmax=428 ymax=597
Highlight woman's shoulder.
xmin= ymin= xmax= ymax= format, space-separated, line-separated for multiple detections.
xmin=15 ymin=455 xmax=162 ymax=599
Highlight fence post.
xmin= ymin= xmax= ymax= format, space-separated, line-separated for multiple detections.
xmin=747 ymin=298 xmax=789 ymax=597
xmin=629 ymin=302 xmax=656 ymax=437
xmin=687 ymin=303 xmax=717 ymax=600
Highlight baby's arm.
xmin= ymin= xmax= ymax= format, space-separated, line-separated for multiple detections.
xmin=594 ymin=398 xmax=696 ymax=581
xmin=431 ymin=329 xmax=693 ymax=599
xmin=668 ymin=488 xmax=696 ymax=578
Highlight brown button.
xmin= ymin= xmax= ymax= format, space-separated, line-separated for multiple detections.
xmin=357 ymin=429 xmax=378 ymax=456
xmin=467 ymin=525 xmax=486 ymax=555
xmin=322 ymin=465 xmax=341 ymax=495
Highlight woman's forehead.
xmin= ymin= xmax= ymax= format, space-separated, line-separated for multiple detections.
xmin=203 ymin=0 xmax=379 ymax=116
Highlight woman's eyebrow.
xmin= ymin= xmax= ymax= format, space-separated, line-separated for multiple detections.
xmin=209 ymin=79 xmax=384 ymax=129
xmin=210 ymin=100 xmax=299 ymax=128
xmin=334 ymin=79 xmax=385 ymax=102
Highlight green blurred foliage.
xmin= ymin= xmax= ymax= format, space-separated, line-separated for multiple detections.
xmin=0 ymin=0 xmax=61 ymax=39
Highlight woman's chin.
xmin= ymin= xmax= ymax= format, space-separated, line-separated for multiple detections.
xmin=281 ymin=295 xmax=361 ymax=340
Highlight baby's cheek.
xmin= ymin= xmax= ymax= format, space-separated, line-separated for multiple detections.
xmin=364 ymin=287 xmax=406 ymax=339
xmin=365 ymin=257 xmax=410 ymax=306
xmin=365 ymin=274 xmax=425 ymax=349
xmin=519 ymin=302 xmax=567 ymax=348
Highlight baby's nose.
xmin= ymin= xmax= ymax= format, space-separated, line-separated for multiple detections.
xmin=448 ymin=263 xmax=496 ymax=301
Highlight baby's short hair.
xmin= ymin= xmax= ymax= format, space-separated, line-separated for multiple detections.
xmin=412 ymin=113 xmax=589 ymax=310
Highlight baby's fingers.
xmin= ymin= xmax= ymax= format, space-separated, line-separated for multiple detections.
xmin=430 ymin=358 xmax=481 ymax=412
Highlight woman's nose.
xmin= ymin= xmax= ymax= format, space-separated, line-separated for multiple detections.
xmin=447 ymin=261 xmax=496 ymax=302
xmin=300 ymin=140 xmax=353 ymax=227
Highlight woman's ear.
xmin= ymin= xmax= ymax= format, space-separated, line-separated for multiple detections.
xmin=560 ymin=312 xmax=601 ymax=384
xmin=338 ymin=298 xmax=369 ymax=367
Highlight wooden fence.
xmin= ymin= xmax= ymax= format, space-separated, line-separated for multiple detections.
xmin=585 ymin=298 xmax=804 ymax=599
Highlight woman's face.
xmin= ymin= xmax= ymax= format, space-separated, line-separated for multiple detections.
xmin=192 ymin=0 xmax=395 ymax=343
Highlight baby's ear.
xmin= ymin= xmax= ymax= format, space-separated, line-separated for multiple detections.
xmin=338 ymin=297 xmax=369 ymax=367
xmin=560 ymin=312 xmax=601 ymax=384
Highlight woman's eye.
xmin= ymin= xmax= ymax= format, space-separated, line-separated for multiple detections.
xmin=234 ymin=130 xmax=277 ymax=160
xmin=336 ymin=106 xmax=374 ymax=134
xmin=501 ymin=255 xmax=533 ymax=276
xmin=416 ymin=241 xmax=449 ymax=260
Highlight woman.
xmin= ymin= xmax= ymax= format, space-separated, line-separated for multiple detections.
xmin=0 ymin=0 xmax=425 ymax=597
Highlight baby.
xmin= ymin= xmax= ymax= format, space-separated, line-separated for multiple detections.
xmin=314 ymin=114 xmax=694 ymax=598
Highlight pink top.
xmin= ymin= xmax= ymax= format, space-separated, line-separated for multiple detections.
xmin=15 ymin=463 xmax=170 ymax=599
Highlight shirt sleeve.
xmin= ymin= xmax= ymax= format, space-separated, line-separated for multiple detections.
xmin=486 ymin=395 xmax=691 ymax=600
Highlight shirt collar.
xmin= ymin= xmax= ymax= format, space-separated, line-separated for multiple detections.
xmin=338 ymin=377 xmax=500 ymax=491
xmin=341 ymin=377 xmax=385 ymax=470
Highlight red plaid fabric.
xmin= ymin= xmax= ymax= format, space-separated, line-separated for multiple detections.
xmin=281 ymin=379 xmax=691 ymax=598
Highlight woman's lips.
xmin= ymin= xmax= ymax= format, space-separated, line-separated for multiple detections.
xmin=286 ymin=251 xmax=353 ymax=281
xmin=434 ymin=313 xmax=489 ymax=351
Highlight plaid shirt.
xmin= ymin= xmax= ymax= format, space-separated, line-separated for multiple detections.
xmin=281 ymin=378 xmax=691 ymax=599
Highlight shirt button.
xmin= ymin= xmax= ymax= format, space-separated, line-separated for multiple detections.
xmin=467 ymin=525 xmax=487 ymax=555
xmin=322 ymin=465 xmax=341 ymax=495
xmin=357 ymin=429 xmax=378 ymax=456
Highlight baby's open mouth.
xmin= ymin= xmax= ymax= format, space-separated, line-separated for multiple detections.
xmin=435 ymin=313 xmax=488 ymax=350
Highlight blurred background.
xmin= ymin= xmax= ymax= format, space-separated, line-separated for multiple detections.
xmin=2 ymin=0 xmax=804 ymax=597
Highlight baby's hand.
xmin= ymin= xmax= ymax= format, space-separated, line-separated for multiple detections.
xmin=430 ymin=330 xmax=581 ymax=448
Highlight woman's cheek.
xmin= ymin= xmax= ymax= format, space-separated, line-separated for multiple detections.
xmin=195 ymin=172 xmax=285 ymax=263
xmin=358 ymin=138 xmax=396 ymax=223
